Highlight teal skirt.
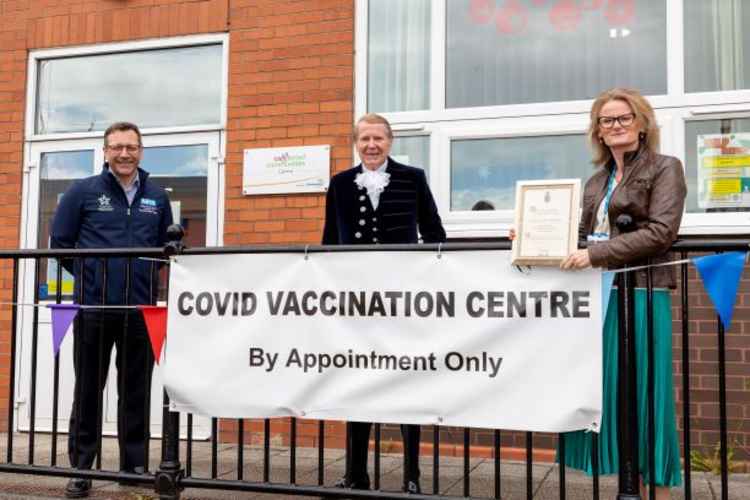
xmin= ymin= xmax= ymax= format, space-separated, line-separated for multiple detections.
xmin=560 ymin=289 xmax=682 ymax=487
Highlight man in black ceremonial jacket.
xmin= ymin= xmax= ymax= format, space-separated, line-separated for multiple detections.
xmin=322 ymin=113 xmax=446 ymax=494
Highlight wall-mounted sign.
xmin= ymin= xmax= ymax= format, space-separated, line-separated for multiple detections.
xmin=243 ymin=145 xmax=330 ymax=195
xmin=697 ymin=133 xmax=750 ymax=209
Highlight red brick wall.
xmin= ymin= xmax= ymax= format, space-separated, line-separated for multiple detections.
xmin=674 ymin=259 xmax=750 ymax=466
xmin=223 ymin=0 xmax=354 ymax=245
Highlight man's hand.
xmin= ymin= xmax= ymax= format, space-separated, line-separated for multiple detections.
xmin=560 ymin=249 xmax=592 ymax=270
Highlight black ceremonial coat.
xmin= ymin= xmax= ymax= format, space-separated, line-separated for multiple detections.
xmin=322 ymin=158 xmax=446 ymax=245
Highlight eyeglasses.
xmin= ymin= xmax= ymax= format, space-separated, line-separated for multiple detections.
xmin=106 ymin=144 xmax=141 ymax=153
xmin=597 ymin=113 xmax=635 ymax=129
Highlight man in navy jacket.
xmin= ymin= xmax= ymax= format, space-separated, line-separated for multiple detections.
xmin=51 ymin=122 xmax=173 ymax=498
xmin=323 ymin=113 xmax=446 ymax=494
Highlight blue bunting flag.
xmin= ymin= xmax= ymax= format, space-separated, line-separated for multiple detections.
xmin=692 ymin=251 xmax=747 ymax=330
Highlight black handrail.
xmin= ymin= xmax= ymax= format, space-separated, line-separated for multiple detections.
xmin=0 ymin=229 xmax=746 ymax=500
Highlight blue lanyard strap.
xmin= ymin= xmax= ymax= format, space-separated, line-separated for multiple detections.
xmin=601 ymin=169 xmax=617 ymax=219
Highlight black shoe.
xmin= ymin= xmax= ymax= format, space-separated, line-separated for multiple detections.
xmin=64 ymin=478 xmax=91 ymax=498
xmin=321 ymin=476 xmax=371 ymax=499
xmin=118 ymin=465 xmax=146 ymax=486
xmin=403 ymin=480 xmax=421 ymax=494
xmin=350 ymin=476 xmax=370 ymax=490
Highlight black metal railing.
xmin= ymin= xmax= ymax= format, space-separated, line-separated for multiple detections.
xmin=0 ymin=233 xmax=747 ymax=499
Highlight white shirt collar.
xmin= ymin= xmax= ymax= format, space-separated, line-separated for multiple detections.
xmin=361 ymin=159 xmax=388 ymax=174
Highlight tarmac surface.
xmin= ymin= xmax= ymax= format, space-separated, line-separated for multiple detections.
xmin=0 ymin=433 xmax=747 ymax=499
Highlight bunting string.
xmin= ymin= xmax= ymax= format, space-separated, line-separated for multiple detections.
xmin=0 ymin=303 xmax=140 ymax=308
xmin=6 ymin=251 xmax=749 ymax=359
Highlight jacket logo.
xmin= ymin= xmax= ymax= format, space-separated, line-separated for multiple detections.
xmin=139 ymin=197 xmax=159 ymax=215
xmin=97 ymin=194 xmax=113 ymax=212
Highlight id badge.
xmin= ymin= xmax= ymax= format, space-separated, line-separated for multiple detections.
xmin=587 ymin=233 xmax=610 ymax=242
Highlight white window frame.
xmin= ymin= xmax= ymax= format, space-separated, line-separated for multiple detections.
xmin=22 ymin=33 xmax=229 ymax=247
xmin=437 ymin=115 xmax=591 ymax=238
xmin=355 ymin=0 xmax=750 ymax=236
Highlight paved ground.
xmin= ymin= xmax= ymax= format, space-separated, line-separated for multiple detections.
xmin=0 ymin=433 xmax=747 ymax=499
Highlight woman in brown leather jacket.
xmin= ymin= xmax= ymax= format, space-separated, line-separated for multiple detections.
xmin=560 ymin=88 xmax=686 ymax=499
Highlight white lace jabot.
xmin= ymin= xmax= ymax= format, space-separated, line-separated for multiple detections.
xmin=354 ymin=163 xmax=390 ymax=210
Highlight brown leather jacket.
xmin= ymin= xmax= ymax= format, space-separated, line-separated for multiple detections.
xmin=580 ymin=146 xmax=686 ymax=288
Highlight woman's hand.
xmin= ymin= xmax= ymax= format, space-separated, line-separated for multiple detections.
xmin=508 ymin=228 xmax=516 ymax=240
xmin=560 ymin=249 xmax=592 ymax=270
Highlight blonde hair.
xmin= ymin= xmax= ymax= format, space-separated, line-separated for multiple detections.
xmin=354 ymin=113 xmax=393 ymax=140
xmin=588 ymin=88 xmax=659 ymax=166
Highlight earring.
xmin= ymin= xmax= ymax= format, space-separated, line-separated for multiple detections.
xmin=639 ymin=132 xmax=646 ymax=140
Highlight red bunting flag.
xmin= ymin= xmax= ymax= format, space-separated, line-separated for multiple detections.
xmin=138 ymin=306 xmax=168 ymax=364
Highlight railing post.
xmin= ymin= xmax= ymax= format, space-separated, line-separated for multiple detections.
xmin=615 ymin=215 xmax=640 ymax=500
xmin=155 ymin=225 xmax=185 ymax=500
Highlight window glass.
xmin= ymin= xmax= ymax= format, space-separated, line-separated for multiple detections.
xmin=368 ymin=0 xmax=430 ymax=112
xmin=685 ymin=118 xmax=750 ymax=214
xmin=684 ymin=1 xmax=750 ymax=93
xmin=450 ymin=134 xmax=591 ymax=211
xmin=446 ymin=0 xmax=666 ymax=108
xmin=392 ymin=136 xmax=430 ymax=180
xmin=38 ymin=150 xmax=95 ymax=299
xmin=141 ymin=145 xmax=208 ymax=247
xmin=36 ymin=45 xmax=222 ymax=134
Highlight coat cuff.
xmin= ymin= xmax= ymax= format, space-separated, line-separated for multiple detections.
xmin=587 ymin=243 xmax=608 ymax=268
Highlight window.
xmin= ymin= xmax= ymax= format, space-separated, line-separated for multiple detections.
xmin=368 ymin=0 xmax=431 ymax=112
xmin=684 ymin=118 xmax=750 ymax=214
xmin=451 ymin=134 xmax=590 ymax=211
xmin=141 ymin=144 xmax=209 ymax=247
xmin=38 ymin=149 xmax=95 ymax=300
xmin=446 ymin=0 xmax=666 ymax=108
xmin=357 ymin=0 xmax=750 ymax=236
xmin=684 ymin=0 xmax=750 ymax=93
xmin=392 ymin=135 xmax=430 ymax=179
xmin=36 ymin=44 xmax=223 ymax=134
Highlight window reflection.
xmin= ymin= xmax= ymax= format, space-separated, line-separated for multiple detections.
xmin=446 ymin=0 xmax=666 ymax=107
xmin=36 ymin=45 xmax=222 ymax=134
xmin=391 ymin=136 xmax=430 ymax=181
xmin=450 ymin=134 xmax=591 ymax=211
xmin=38 ymin=150 xmax=95 ymax=300
xmin=141 ymin=145 xmax=208 ymax=248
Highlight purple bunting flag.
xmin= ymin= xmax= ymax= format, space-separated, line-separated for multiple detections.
xmin=47 ymin=304 xmax=80 ymax=356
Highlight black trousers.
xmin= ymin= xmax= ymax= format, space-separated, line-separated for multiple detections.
xmin=68 ymin=311 xmax=154 ymax=471
xmin=347 ymin=421 xmax=420 ymax=486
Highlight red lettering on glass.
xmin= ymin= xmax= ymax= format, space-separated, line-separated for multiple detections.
xmin=469 ymin=0 xmax=495 ymax=24
xmin=549 ymin=0 xmax=582 ymax=32
xmin=495 ymin=0 xmax=529 ymax=35
xmin=604 ymin=0 xmax=635 ymax=25
xmin=581 ymin=0 xmax=604 ymax=9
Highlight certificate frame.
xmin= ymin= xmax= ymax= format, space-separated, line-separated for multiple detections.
xmin=511 ymin=179 xmax=581 ymax=266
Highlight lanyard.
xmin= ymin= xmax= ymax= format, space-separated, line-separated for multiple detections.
xmin=601 ymin=168 xmax=618 ymax=219
xmin=588 ymin=169 xmax=618 ymax=242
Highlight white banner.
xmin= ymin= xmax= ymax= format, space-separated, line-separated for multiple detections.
xmin=164 ymin=251 xmax=602 ymax=433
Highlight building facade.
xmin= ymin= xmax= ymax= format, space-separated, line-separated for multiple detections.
xmin=0 ymin=0 xmax=748 ymax=463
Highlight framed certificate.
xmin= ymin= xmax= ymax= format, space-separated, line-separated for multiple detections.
xmin=511 ymin=179 xmax=581 ymax=266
